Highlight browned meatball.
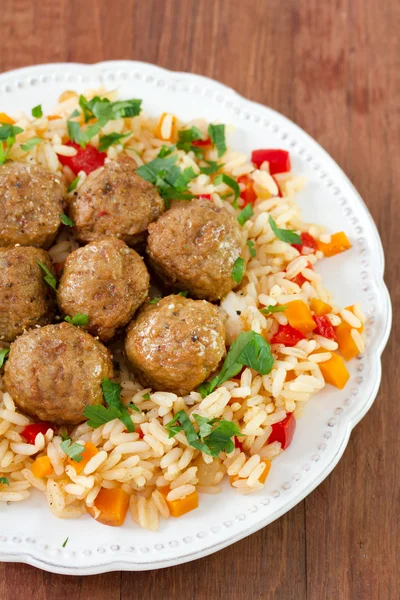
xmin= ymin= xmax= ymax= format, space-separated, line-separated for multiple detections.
xmin=125 ymin=295 xmax=226 ymax=396
xmin=57 ymin=237 xmax=150 ymax=341
xmin=0 ymin=162 xmax=65 ymax=248
xmin=0 ymin=246 xmax=56 ymax=342
xmin=70 ymin=155 xmax=164 ymax=246
xmin=4 ymin=322 xmax=113 ymax=424
xmin=146 ymin=198 xmax=244 ymax=301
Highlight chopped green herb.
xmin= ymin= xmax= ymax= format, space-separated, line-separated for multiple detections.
xmin=62 ymin=537 xmax=69 ymax=548
xmin=60 ymin=432 xmax=71 ymax=442
xmin=0 ymin=124 xmax=24 ymax=164
xmin=149 ymin=297 xmax=161 ymax=304
xmin=142 ymin=393 xmax=151 ymax=400
xmin=67 ymin=176 xmax=80 ymax=193
xmin=247 ymin=240 xmax=256 ymax=257
xmin=67 ymin=119 xmax=86 ymax=149
xmin=214 ymin=173 xmax=240 ymax=208
xmin=197 ymin=330 xmax=274 ymax=398
xmin=260 ymin=305 xmax=288 ymax=314
xmin=0 ymin=477 xmax=9 ymax=486
xmin=64 ymin=313 xmax=89 ymax=326
xmin=0 ymin=348 xmax=9 ymax=368
xmin=127 ymin=402 xmax=140 ymax=412
xmin=69 ymin=109 xmax=80 ymax=119
xmin=79 ymin=96 xmax=142 ymax=124
xmin=98 ymin=132 xmax=130 ymax=152
xmin=232 ymin=257 xmax=245 ymax=284
xmin=237 ymin=204 xmax=253 ymax=226
xmin=20 ymin=137 xmax=42 ymax=151
xmin=37 ymin=261 xmax=57 ymax=291
xmin=84 ymin=379 xmax=134 ymax=432
xmin=136 ymin=154 xmax=195 ymax=207
xmin=165 ymin=410 xmax=242 ymax=457
xmin=60 ymin=213 xmax=75 ymax=227
xmin=268 ymin=215 xmax=301 ymax=244
xmin=178 ymin=291 xmax=188 ymax=297
xmin=60 ymin=439 xmax=85 ymax=462
xmin=200 ymin=161 xmax=222 ymax=175
xmin=158 ymin=144 xmax=176 ymax=158
xmin=31 ymin=105 xmax=43 ymax=118
xmin=176 ymin=127 xmax=203 ymax=153
xmin=208 ymin=123 xmax=226 ymax=157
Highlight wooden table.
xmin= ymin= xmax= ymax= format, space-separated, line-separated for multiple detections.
xmin=0 ymin=1 xmax=397 ymax=598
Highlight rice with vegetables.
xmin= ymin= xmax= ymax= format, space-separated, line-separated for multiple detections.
xmin=0 ymin=88 xmax=365 ymax=530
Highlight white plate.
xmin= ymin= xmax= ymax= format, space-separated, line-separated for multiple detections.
xmin=0 ymin=61 xmax=391 ymax=575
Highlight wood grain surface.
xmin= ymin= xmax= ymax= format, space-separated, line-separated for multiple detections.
xmin=0 ymin=1 xmax=397 ymax=598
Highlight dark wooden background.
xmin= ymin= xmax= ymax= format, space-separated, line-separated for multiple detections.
xmin=1 ymin=1 xmax=397 ymax=598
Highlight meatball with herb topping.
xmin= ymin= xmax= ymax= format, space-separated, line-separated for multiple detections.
xmin=125 ymin=295 xmax=226 ymax=396
xmin=0 ymin=162 xmax=66 ymax=248
xmin=70 ymin=155 xmax=165 ymax=246
xmin=0 ymin=246 xmax=56 ymax=342
xmin=146 ymin=198 xmax=245 ymax=301
xmin=58 ymin=237 xmax=150 ymax=342
xmin=4 ymin=322 xmax=113 ymax=424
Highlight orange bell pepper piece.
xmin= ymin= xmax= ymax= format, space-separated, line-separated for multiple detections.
xmin=0 ymin=112 xmax=15 ymax=125
xmin=67 ymin=441 xmax=98 ymax=474
xmin=310 ymin=298 xmax=332 ymax=316
xmin=335 ymin=323 xmax=360 ymax=361
xmin=316 ymin=232 xmax=351 ymax=257
xmin=285 ymin=300 xmax=317 ymax=334
xmin=317 ymin=351 xmax=350 ymax=389
xmin=31 ymin=456 xmax=53 ymax=478
xmin=159 ymin=487 xmax=199 ymax=517
xmin=345 ymin=305 xmax=364 ymax=333
xmin=87 ymin=487 xmax=129 ymax=527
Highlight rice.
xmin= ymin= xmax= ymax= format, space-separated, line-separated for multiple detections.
xmin=0 ymin=86 xmax=365 ymax=531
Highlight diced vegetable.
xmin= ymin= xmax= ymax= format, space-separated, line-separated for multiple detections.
xmin=234 ymin=437 xmax=243 ymax=452
xmin=317 ymin=351 xmax=350 ymax=389
xmin=268 ymin=413 xmax=296 ymax=449
xmin=87 ymin=487 xmax=129 ymax=527
xmin=21 ymin=422 xmax=56 ymax=445
xmin=198 ymin=194 xmax=212 ymax=200
xmin=310 ymin=298 xmax=332 ymax=316
xmin=0 ymin=113 xmax=15 ymax=125
xmin=31 ymin=456 xmax=53 ymax=478
xmin=335 ymin=323 xmax=359 ymax=361
xmin=237 ymin=174 xmax=257 ymax=206
xmin=67 ymin=441 xmax=98 ymax=474
xmin=156 ymin=112 xmax=177 ymax=142
xmin=316 ymin=232 xmax=351 ymax=257
xmin=57 ymin=141 xmax=106 ymax=175
xmin=345 ymin=305 xmax=364 ymax=333
xmin=271 ymin=324 xmax=305 ymax=347
xmin=159 ymin=487 xmax=199 ymax=517
xmin=191 ymin=137 xmax=212 ymax=148
xmin=47 ymin=115 xmax=61 ymax=121
xmin=251 ymin=149 xmax=291 ymax=174
xmin=313 ymin=315 xmax=337 ymax=341
xmin=284 ymin=300 xmax=316 ymax=334
xmin=290 ymin=272 xmax=307 ymax=287
xmin=292 ymin=232 xmax=317 ymax=254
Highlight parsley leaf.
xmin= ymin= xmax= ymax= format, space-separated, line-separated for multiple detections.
xmin=232 ymin=257 xmax=245 ymax=284
xmin=214 ymin=174 xmax=240 ymax=208
xmin=84 ymin=378 xmax=135 ymax=433
xmin=0 ymin=124 xmax=24 ymax=164
xmin=178 ymin=291 xmax=188 ymax=297
xmin=60 ymin=439 xmax=85 ymax=462
xmin=149 ymin=297 xmax=161 ymax=304
xmin=60 ymin=213 xmax=74 ymax=227
xmin=79 ymin=96 xmax=142 ymax=124
xmin=98 ymin=132 xmax=130 ymax=152
xmin=268 ymin=215 xmax=301 ymax=244
xmin=32 ymin=105 xmax=43 ymax=118
xmin=84 ymin=405 xmax=122 ymax=428
xmin=200 ymin=161 xmax=222 ymax=175
xmin=67 ymin=176 xmax=80 ymax=193
xmin=67 ymin=120 xmax=86 ymax=149
xmin=197 ymin=331 xmax=274 ymax=398
xmin=247 ymin=240 xmax=256 ymax=257
xmin=176 ymin=127 xmax=203 ymax=153
xmin=0 ymin=477 xmax=9 ymax=486
xmin=136 ymin=154 xmax=195 ymax=207
xmin=208 ymin=124 xmax=226 ymax=157
xmin=166 ymin=411 xmax=242 ymax=457
xmin=0 ymin=348 xmax=9 ymax=368
xmin=158 ymin=144 xmax=176 ymax=158
xmin=62 ymin=537 xmax=69 ymax=548
xmin=142 ymin=393 xmax=151 ymax=400
xmin=20 ymin=137 xmax=42 ymax=151
xmin=64 ymin=314 xmax=89 ymax=326
xmin=37 ymin=261 xmax=57 ymax=290
xmin=237 ymin=204 xmax=253 ymax=226
xmin=260 ymin=305 xmax=288 ymax=314
xmin=127 ymin=402 xmax=140 ymax=412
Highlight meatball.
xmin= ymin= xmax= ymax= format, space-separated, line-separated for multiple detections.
xmin=0 ymin=246 xmax=56 ymax=342
xmin=58 ymin=237 xmax=150 ymax=342
xmin=146 ymin=198 xmax=244 ymax=301
xmin=4 ymin=322 xmax=113 ymax=424
xmin=125 ymin=295 xmax=226 ymax=396
xmin=0 ymin=162 xmax=65 ymax=248
xmin=70 ymin=155 xmax=164 ymax=246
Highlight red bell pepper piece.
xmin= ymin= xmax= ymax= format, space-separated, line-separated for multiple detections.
xmin=271 ymin=324 xmax=305 ymax=347
xmin=53 ymin=262 xmax=65 ymax=276
xmin=289 ymin=261 xmax=313 ymax=287
xmin=191 ymin=137 xmax=212 ymax=147
xmin=238 ymin=175 xmax=257 ymax=206
xmin=21 ymin=422 xmax=57 ymax=445
xmin=234 ymin=437 xmax=243 ymax=452
xmin=313 ymin=315 xmax=337 ymax=341
xmin=57 ymin=142 xmax=107 ymax=176
xmin=251 ymin=149 xmax=291 ymax=174
xmin=268 ymin=412 xmax=296 ymax=449
xmin=292 ymin=232 xmax=317 ymax=254
xmin=197 ymin=194 xmax=212 ymax=200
